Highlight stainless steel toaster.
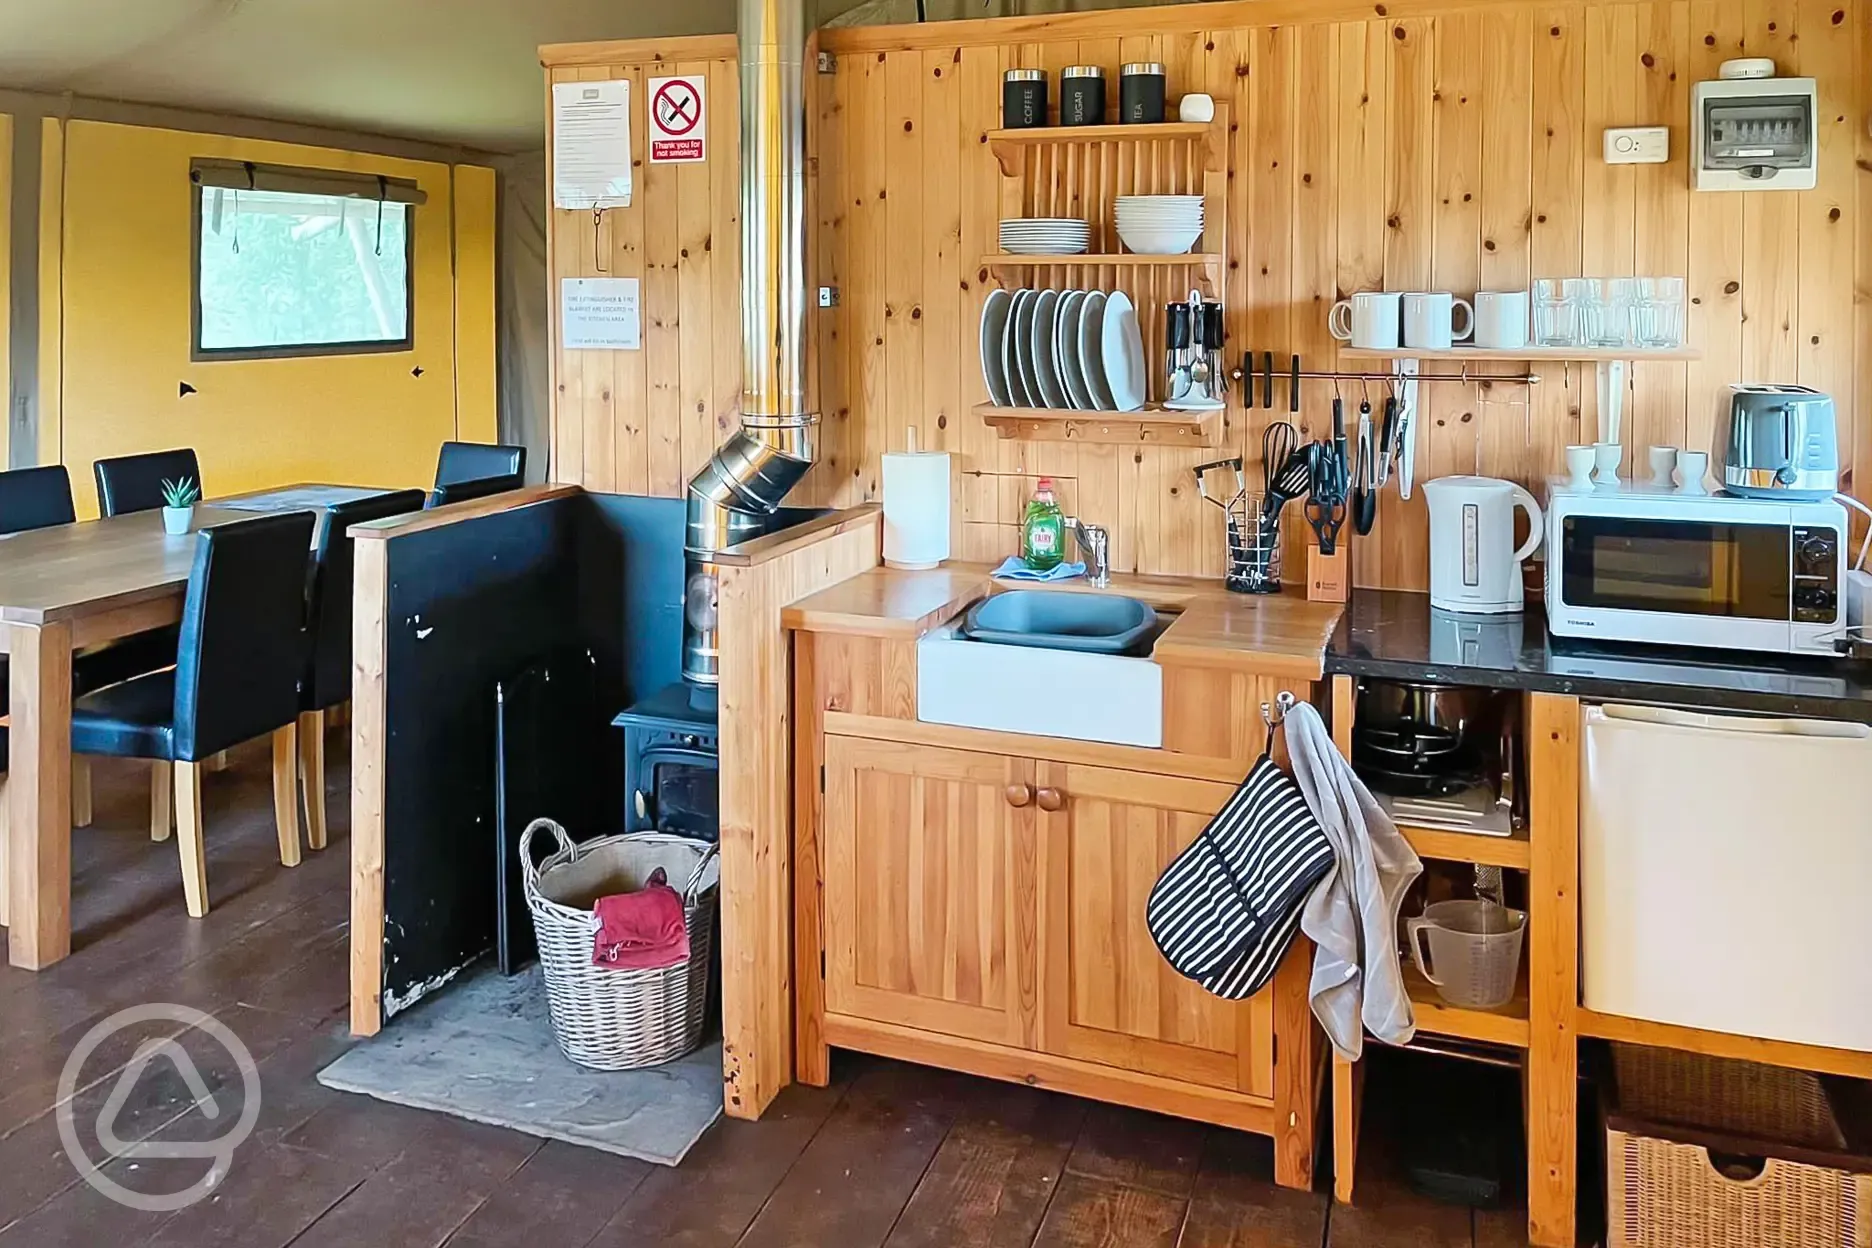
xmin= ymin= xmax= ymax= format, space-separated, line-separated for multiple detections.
xmin=1723 ymin=384 xmax=1839 ymax=500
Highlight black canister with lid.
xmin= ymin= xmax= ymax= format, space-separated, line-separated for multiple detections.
xmin=1002 ymin=68 xmax=1047 ymax=129
xmin=1059 ymin=66 xmax=1106 ymax=126
xmin=1119 ymin=62 xmax=1167 ymax=124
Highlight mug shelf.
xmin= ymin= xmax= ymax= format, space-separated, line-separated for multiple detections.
xmin=1337 ymin=346 xmax=1700 ymax=363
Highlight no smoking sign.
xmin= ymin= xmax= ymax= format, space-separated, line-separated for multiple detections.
xmin=648 ymin=75 xmax=706 ymax=164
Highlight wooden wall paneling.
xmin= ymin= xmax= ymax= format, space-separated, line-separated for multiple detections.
xmin=1858 ymin=0 xmax=1872 ymax=513
xmin=1427 ymin=14 xmax=1484 ymax=485
xmin=1530 ymin=9 xmax=1587 ymax=505
xmin=811 ymin=44 xmax=850 ymax=508
xmin=1630 ymin=3 xmax=1691 ymax=455
xmin=1379 ymin=17 xmax=1436 ymax=590
xmin=1741 ymin=0 xmax=1803 ymax=385
xmin=644 ymin=79 xmax=686 ymax=497
xmin=923 ymin=45 xmax=964 ymax=468
xmin=678 ymin=59 xmax=719 ymax=492
xmin=884 ymin=50 xmax=925 ymax=492
xmin=1580 ymin=4 xmax=1638 ymax=442
xmin=956 ymin=45 xmax=1005 ymax=562
xmin=1293 ymin=21 xmax=1340 ymax=501
xmin=610 ymin=65 xmax=652 ymax=495
xmin=709 ymin=57 xmax=743 ymax=488
xmin=846 ymin=52 xmax=889 ymax=508
xmin=1336 ymin=20 xmax=1391 ymax=588
xmin=1478 ymin=8 xmax=1536 ymax=484
xmin=1685 ymin=1 xmax=1747 ymax=459
xmin=1798 ymin=0 xmax=1856 ymax=485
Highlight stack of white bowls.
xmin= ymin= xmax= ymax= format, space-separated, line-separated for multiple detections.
xmin=1114 ymin=196 xmax=1203 ymax=255
xmin=999 ymin=218 xmax=1090 ymax=255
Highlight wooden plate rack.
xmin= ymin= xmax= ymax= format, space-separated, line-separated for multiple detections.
xmin=979 ymin=110 xmax=1232 ymax=445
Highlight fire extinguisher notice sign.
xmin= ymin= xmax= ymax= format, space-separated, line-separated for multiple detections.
xmin=648 ymin=76 xmax=706 ymax=163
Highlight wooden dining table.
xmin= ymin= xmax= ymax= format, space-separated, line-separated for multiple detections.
xmin=3 ymin=483 xmax=391 ymax=969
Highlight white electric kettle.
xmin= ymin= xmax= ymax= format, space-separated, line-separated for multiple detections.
xmin=1422 ymin=476 xmax=1543 ymax=614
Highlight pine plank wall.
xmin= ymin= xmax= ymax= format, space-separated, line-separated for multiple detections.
xmin=544 ymin=0 xmax=1869 ymax=590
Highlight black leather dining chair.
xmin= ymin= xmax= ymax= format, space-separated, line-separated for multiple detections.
xmin=431 ymin=472 xmax=523 ymax=509
xmin=294 ymin=489 xmax=425 ymax=850
xmin=0 ymin=464 xmax=77 ymax=534
xmin=434 ymin=441 xmax=525 ymax=490
xmin=69 ymin=511 xmax=316 ymax=917
xmin=94 ymin=448 xmax=202 ymax=518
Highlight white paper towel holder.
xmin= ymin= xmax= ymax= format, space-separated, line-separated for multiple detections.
xmin=882 ymin=425 xmax=951 ymax=571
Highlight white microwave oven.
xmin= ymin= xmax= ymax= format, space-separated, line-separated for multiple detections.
xmin=1545 ymin=481 xmax=1846 ymax=656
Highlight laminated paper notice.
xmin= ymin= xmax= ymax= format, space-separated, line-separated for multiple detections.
xmin=552 ymin=80 xmax=633 ymax=210
xmin=562 ymin=278 xmax=641 ymax=351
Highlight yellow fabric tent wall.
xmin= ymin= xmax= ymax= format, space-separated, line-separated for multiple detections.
xmin=35 ymin=117 xmax=496 ymax=515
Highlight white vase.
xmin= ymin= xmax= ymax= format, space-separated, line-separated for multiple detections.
xmin=162 ymin=505 xmax=193 ymax=535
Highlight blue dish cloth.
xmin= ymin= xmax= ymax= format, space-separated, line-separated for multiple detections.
xmin=992 ymin=557 xmax=1087 ymax=582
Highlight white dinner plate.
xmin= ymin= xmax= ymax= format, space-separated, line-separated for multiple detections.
xmin=1056 ymin=291 xmax=1093 ymax=410
xmin=1078 ymin=291 xmax=1117 ymax=411
xmin=979 ymin=288 xmax=1013 ymax=407
xmin=1010 ymin=289 xmax=1039 ymax=409
xmin=1031 ymin=291 xmax=1067 ymax=409
xmin=1101 ymin=290 xmax=1147 ymax=412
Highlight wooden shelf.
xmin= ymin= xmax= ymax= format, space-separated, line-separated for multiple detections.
xmin=982 ymin=253 xmax=1223 ymax=294
xmin=1397 ymin=823 xmax=1531 ymax=871
xmin=974 ymin=402 xmax=1225 ymax=446
xmin=1403 ymin=963 xmax=1530 ymax=1050
xmin=987 ymin=121 xmax=1220 ymax=176
xmin=1338 ymin=345 xmax=1700 ymax=363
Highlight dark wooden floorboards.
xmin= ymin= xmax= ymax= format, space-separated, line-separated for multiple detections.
xmin=0 ymin=740 xmax=1527 ymax=1247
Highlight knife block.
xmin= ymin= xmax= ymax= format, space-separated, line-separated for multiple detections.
xmin=1306 ymin=546 xmax=1348 ymax=604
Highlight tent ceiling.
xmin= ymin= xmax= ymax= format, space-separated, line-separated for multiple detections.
xmin=0 ymin=0 xmax=751 ymax=153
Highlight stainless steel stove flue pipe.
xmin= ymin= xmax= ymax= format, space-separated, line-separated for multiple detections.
xmin=681 ymin=0 xmax=818 ymax=686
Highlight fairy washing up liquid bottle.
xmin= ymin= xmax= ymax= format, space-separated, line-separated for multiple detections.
xmin=1022 ymin=478 xmax=1066 ymax=572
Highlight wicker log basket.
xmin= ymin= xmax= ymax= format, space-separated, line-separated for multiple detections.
xmin=520 ymin=819 xmax=720 ymax=1071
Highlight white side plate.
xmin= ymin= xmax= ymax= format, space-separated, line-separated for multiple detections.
xmin=1101 ymin=290 xmax=1148 ymax=412
xmin=979 ymin=288 xmax=1013 ymax=407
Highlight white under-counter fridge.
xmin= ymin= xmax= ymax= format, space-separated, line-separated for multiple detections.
xmin=1581 ymin=702 xmax=1872 ymax=1053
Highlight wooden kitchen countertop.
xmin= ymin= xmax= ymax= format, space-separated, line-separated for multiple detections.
xmin=782 ymin=562 xmax=1342 ymax=679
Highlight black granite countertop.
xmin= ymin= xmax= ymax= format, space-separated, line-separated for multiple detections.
xmin=1325 ymin=590 xmax=1872 ymax=725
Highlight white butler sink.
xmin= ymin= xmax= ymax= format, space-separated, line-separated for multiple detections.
xmin=915 ymin=623 xmax=1165 ymax=748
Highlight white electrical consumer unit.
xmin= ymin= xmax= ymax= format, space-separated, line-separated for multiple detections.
xmin=1692 ymin=59 xmax=1816 ymax=191
xmin=1604 ymin=126 xmax=1669 ymax=164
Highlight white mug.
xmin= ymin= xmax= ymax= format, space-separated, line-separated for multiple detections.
xmin=1402 ymin=292 xmax=1475 ymax=350
xmin=1473 ymin=291 xmax=1530 ymax=350
xmin=1328 ymin=292 xmax=1402 ymax=350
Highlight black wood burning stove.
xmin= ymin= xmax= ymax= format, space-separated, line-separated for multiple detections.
xmin=612 ymin=684 xmax=719 ymax=842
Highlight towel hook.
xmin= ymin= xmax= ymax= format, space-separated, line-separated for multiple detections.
xmin=1260 ymin=690 xmax=1297 ymax=729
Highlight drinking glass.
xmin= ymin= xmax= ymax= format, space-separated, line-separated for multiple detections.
xmin=1635 ymin=276 xmax=1685 ymax=349
xmin=1588 ymin=277 xmax=1638 ymax=348
xmin=1534 ymin=278 xmax=1579 ymax=347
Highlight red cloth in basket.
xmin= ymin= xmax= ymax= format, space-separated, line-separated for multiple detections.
xmin=591 ymin=867 xmax=690 ymax=970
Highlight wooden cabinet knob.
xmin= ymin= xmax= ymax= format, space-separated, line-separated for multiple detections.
xmin=1005 ymin=783 xmax=1033 ymax=808
xmin=1036 ymin=786 xmax=1065 ymax=812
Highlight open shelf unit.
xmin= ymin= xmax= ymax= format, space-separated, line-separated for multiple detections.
xmin=986 ymin=121 xmax=1222 ymax=176
xmin=973 ymin=401 xmax=1226 ymax=446
xmin=1403 ymin=963 xmax=1531 ymax=1050
xmin=1338 ymin=345 xmax=1700 ymax=363
xmin=1396 ymin=822 xmax=1531 ymax=871
xmin=980 ymin=105 xmax=1230 ymax=444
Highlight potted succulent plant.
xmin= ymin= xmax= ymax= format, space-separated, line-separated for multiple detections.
xmin=160 ymin=477 xmax=200 ymax=536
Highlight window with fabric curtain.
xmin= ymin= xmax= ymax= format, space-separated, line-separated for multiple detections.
xmin=193 ymin=184 xmax=413 ymax=358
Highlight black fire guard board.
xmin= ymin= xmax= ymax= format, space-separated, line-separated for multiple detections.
xmin=495 ymin=647 xmax=604 ymax=976
xmin=381 ymin=497 xmax=579 ymax=1020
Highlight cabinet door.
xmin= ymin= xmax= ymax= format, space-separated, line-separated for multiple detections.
xmin=1038 ymin=762 xmax=1276 ymax=1098
xmin=822 ymin=735 xmax=1039 ymax=1047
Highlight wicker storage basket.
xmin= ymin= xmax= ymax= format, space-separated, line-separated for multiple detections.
xmin=1605 ymin=1046 xmax=1872 ymax=1248
xmin=520 ymin=819 xmax=720 ymax=1071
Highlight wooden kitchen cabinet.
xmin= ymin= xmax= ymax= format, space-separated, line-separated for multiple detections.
xmin=820 ymin=735 xmax=1040 ymax=1048
xmin=1036 ymin=761 xmax=1275 ymax=1099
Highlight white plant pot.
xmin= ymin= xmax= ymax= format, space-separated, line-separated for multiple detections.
xmin=161 ymin=505 xmax=193 ymax=536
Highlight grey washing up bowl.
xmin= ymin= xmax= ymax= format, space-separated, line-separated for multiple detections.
xmin=959 ymin=589 xmax=1161 ymax=655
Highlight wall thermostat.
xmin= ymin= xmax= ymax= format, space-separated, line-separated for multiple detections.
xmin=1604 ymin=126 xmax=1670 ymax=164
xmin=1692 ymin=59 xmax=1816 ymax=191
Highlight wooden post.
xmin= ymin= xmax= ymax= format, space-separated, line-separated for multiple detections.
xmin=1526 ymin=692 xmax=1580 ymax=1248
xmin=1271 ymin=936 xmax=1319 ymax=1190
xmin=349 ymin=536 xmax=390 ymax=1038
xmin=1327 ymin=673 xmax=1362 ymax=1204
xmin=792 ymin=631 xmax=831 ymax=1086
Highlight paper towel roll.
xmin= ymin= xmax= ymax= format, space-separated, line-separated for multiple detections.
xmin=883 ymin=434 xmax=951 ymax=570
